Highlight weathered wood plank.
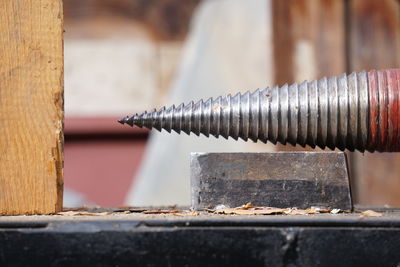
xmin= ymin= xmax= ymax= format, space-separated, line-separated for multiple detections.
xmin=0 ymin=0 xmax=64 ymax=214
xmin=348 ymin=0 xmax=400 ymax=72
xmin=272 ymin=0 xmax=346 ymax=86
xmin=348 ymin=0 xmax=400 ymax=206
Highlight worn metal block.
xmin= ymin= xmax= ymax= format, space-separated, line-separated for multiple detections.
xmin=190 ymin=152 xmax=352 ymax=210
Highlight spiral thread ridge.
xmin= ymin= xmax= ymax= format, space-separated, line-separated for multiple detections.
xmin=119 ymin=71 xmax=376 ymax=151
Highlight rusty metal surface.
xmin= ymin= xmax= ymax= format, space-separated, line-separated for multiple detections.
xmin=367 ymin=69 xmax=400 ymax=151
xmin=190 ymin=152 xmax=352 ymax=210
xmin=119 ymin=69 xmax=400 ymax=152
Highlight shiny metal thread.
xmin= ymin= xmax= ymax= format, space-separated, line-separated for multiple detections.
xmin=119 ymin=71 xmax=370 ymax=151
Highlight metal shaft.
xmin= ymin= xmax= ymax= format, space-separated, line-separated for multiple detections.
xmin=119 ymin=69 xmax=400 ymax=152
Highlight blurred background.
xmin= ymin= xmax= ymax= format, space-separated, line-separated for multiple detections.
xmin=63 ymin=0 xmax=400 ymax=207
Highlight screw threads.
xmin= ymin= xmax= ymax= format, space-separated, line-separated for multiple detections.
xmin=119 ymin=69 xmax=400 ymax=152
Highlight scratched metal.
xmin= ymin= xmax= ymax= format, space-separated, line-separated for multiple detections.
xmin=190 ymin=152 xmax=352 ymax=210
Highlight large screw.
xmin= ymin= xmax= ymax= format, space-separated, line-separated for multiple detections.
xmin=119 ymin=69 xmax=400 ymax=152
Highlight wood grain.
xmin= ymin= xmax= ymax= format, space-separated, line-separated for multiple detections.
xmin=0 ymin=0 xmax=64 ymax=214
xmin=348 ymin=0 xmax=400 ymax=72
xmin=348 ymin=0 xmax=400 ymax=206
xmin=272 ymin=0 xmax=346 ymax=86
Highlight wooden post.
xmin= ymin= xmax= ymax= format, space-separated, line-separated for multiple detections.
xmin=272 ymin=0 xmax=346 ymax=86
xmin=348 ymin=0 xmax=400 ymax=206
xmin=0 ymin=0 xmax=64 ymax=214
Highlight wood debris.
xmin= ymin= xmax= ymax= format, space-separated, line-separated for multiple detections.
xmin=62 ymin=207 xmax=88 ymax=212
xmin=361 ymin=210 xmax=383 ymax=217
xmin=284 ymin=208 xmax=308 ymax=215
xmin=58 ymin=211 xmax=111 ymax=216
xmin=113 ymin=207 xmax=147 ymax=213
xmin=173 ymin=211 xmax=199 ymax=217
xmin=212 ymin=203 xmax=342 ymax=216
xmin=215 ymin=207 xmax=288 ymax=215
xmin=56 ymin=204 xmax=348 ymax=217
xmin=142 ymin=209 xmax=181 ymax=214
xmin=331 ymin=209 xmax=341 ymax=214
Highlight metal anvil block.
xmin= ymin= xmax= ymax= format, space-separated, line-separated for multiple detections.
xmin=190 ymin=152 xmax=352 ymax=210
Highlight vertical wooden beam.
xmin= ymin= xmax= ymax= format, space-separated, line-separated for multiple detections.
xmin=348 ymin=0 xmax=400 ymax=72
xmin=348 ymin=0 xmax=400 ymax=206
xmin=0 ymin=0 xmax=64 ymax=214
xmin=272 ymin=0 xmax=346 ymax=86
xmin=272 ymin=0 xmax=346 ymax=151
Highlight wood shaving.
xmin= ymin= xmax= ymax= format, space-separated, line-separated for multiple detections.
xmin=215 ymin=207 xmax=288 ymax=215
xmin=216 ymin=204 xmax=286 ymax=215
xmin=142 ymin=209 xmax=181 ymax=214
xmin=113 ymin=207 xmax=147 ymax=213
xmin=331 ymin=209 xmax=341 ymax=214
xmin=173 ymin=211 xmax=199 ymax=217
xmin=212 ymin=203 xmax=342 ymax=216
xmin=238 ymin=203 xmax=255 ymax=209
xmin=62 ymin=207 xmax=87 ymax=212
xmin=309 ymin=207 xmax=332 ymax=213
xmin=361 ymin=210 xmax=383 ymax=217
xmin=284 ymin=209 xmax=308 ymax=215
xmin=58 ymin=211 xmax=111 ymax=216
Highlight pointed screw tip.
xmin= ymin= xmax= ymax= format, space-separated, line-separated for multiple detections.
xmin=118 ymin=116 xmax=129 ymax=125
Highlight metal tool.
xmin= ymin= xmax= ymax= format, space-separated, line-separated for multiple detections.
xmin=119 ymin=69 xmax=400 ymax=152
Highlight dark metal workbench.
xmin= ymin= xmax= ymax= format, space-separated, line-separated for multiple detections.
xmin=1 ymin=209 xmax=400 ymax=267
